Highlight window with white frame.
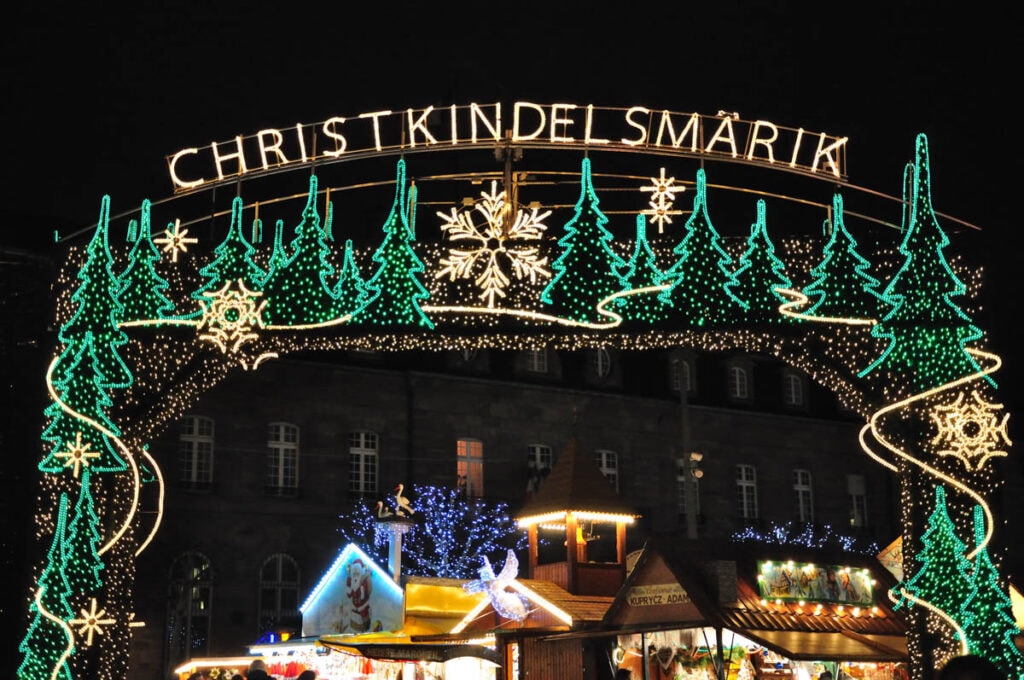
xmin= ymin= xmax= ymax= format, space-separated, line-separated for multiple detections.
xmin=349 ymin=431 xmax=379 ymax=496
xmin=593 ymin=348 xmax=612 ymax=378
xmin=677 ymin=458 xmax=701 ymax=515
xmin=848 ymin=474 xmax=868 ymax=528
xmin=526 ymin=349 xmax=548 ymax=373
xmin=783 ymin=373 xmax=804 ymax=407
xmin=671 ymin=359 xmax=691 ymax=393
xmin=461 ymin=348 xmax=479 ymax=363
xmin=526 ymin=444 xmax=553 ymax=493
xmin=179 ymin=416 xmax=214 ymax=490
xmin=259 ymin=553 xmax=301 ymax=636
xmin=457 ymin=438 xmax=484 ymax=498
xmin=728 ymin=366 xmax=749 ymax=399
xmin=166 ymin=551 xmax=212 ymax=668
xmin=793 ymin=468 xmax=814 ymax=522
xmin=266 ymin=423 xmax=299 ymax=496
xmin=736 ymin=464 xmax=758 ymax=522
xmin=595 ymin=449 xmax=619 ymax=492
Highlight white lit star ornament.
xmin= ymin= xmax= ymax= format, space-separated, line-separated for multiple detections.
xmin=70 ymin=598 xmax=116 ymax=646
xmin=436 ymin=181 xmax=551 ymax=308
xmin=930 ymin=390 xmax=1011 ymax=471
xmin=154 ymin=219 xmax=199 ymax=263
xmin=54 ymin=431 xmax=101 ymax=478
xmin=640 ymin=167 xmax=684 ymax=233
xmin=197 ymin=279 xmax=267 ymax=354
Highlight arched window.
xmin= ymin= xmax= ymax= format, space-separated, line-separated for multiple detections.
xmin=728 ymin=366 xmax=749 ymax=399
xmin=783 ymin=373 xmax=804 ymax=406
xmin=179 ymin=416 xmax=214 ymax=490
xmin=526 ymin=349 xmax=548 ymax=373
xmin=793 ymin=469 xmax=814 ymax=522
xmin=259 ymin=554 xmax=301 ymax=637
xmin=593 ymin=348 xmax=612 ymax=378
xmin=166 ymin=552 xmax=213 ymax=671
xmin=349 ymin=431 xmax=379 ymax=496
xmin=266 ymin=422 xmax=299 ymax=496
xmin=671 ymin=359 xmax=691 ymax=393
xmin=736 ymin=464 xmax=758 ymax=524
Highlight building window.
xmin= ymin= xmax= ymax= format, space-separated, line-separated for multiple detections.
xmin=783 ymin=373 xmax=804 ymax=407
xmin=848 ymin=474 xmax=868 ymax=528
xmin=349 ymin=431 xmax=379 ymax=496
xmin=461 ymin=348 xmax=478 ymax=363
xmin=728 ymin=366 xmax=749 ymax=399
xmin=259 ymin=554 xmax=301 ymax=637
xmin=593 ymin=348 xmax=612 ymax=378
xmin=179 ymin=416 xmax=214 ymax=490
xmin=526 ymin=349 xmax=548 ymax=373
xmin=793 ymin=469 xmax=814 ymax=523
xmin=266 ymin=423 xmax=299 ymax=496
xmin=671 ymin=359 xmax=691 ymax=393
xmin=526 ymin=444 xmax=552 ymax=493
xmin=677 ymin=458 xmax=701 ymax=515
xmin=166 ymin=552 xmax=212 ymax=669
xmin=595 ymin=449 xmax=619 ymax=492
xmin=457 ymin=438 xmax=484 ymax=498
xmin=736 ymin=464 xmax=758 ymax=523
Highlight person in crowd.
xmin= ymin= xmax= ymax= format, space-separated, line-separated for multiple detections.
xmin=297 ymin=670 xmax=317 ymax=680
xmin=819 ymin=671 xmax=834 ymax=680
xmin=937 ymin=655 xmax=1003 ymax=680
xmin=246 ymin=659 xmax=274 ymax=680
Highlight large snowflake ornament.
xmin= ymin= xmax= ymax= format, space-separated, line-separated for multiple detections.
xmin=640 ymin=167 xmax=684 ymax=233
xmin=930 ymin=390 xmax=1011 ymax=471
xmin=70 ymin=598 xmax=116 ymax=646
xmin=154 ymin=218 xmax=199 ymax=263
xmin=435 ymin=181 xmax=551 ymax=308
xmin=197 ymin=279 xmax=267 ymax=354
xmin=54 ymin=431 xmax=101 ymax=478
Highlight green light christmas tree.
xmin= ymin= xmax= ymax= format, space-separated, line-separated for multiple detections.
xmin=117 ymin=199 xmax=175 ymax=323
xmin=540 ymin=157 xmax=627 ymax=324
xmin=18 ymin=495 xmax=74 ymax=680
xmin=859 ymin=134 xmax=985 ymax=392
xmin=333 ymin=238 xmax=369 ymax=317
xmin=192 ymin=195 xmax=266 ymax=307
xmin=729 ymin=199 xmax=793 ymax=324
xmin=63 ymin=470 xmax=105 ymax=595
xmin=801 ymin=193 xmax=889 ymax=321
xmin=352 ymin=159 xmax=434 ymax=328
xmin=658 ymin=168 xmax=747 ymax=326
xmin=614 ymin=214 xmax=668 ymax=325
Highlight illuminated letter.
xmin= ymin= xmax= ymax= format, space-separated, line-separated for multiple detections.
xmin=322 ymin=117 xmax=348 ymax=158
xmin=212 ymin=135 xmax=249 ymax=181
xmin=257 ymin=129 xmax=288 ymax=169
xmin=513 ymin=102 xmax=546 ymax=141
xmin=359 ymin=110 xmax=393 ymax=151
xmin=746 ymin=120 xmax=779 ymax=163
xmin=548 ymin=103 xmax=577 ymax=143
xmin=789 ymin=128 xmax=806 ymax=168
xmin=450 ymin=105 xmax=459 ymax=145
xmin=168 ymin=148 xmax=204 ymax=190
xmin=296 ymin=123 xmax=308 ymax=162
xmin=406 ymin=106 xmax=438 ymax=147
xmin=470 ymin=102 xmax=501 ymax=143
xmin=655 ymin=111 xmax=699 ymax=150
xmin=584 ymin=104 xmax=609 ymax=145
xmin=706 ymin=117 xmax=738 ymax=157
xmin=811 ymin=134 xmax=848 ymax=177
xmin=622 ymin=107 xmax=650 ymax=146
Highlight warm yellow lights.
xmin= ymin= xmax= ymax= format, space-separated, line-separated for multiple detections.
xmin=69 ymin=598 xmax=116 ymax=646
xmin=516 ymin=510 xmax=638 ymax=528
xmin=153 ymin=218 xmax=198 ymax=263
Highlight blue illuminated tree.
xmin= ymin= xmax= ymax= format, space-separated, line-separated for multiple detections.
xmin=193 ymin=195 xmax=266 ymax=305
xmin=859 ymin=134 xmax=985 ymax=391
xmin=729 ymin=199 xmax=793 ymax=323
xmin=541 ymin=157 xmax=628 ymax=324
xmin=801 ymin=193 xmax=889 ymax=321
xmin=352 ymin=159 xmax=434 ymax=328
xmin=338 ymin=484 xmax=526 ymax=579
xmin=615 ymin=214 xmax=668 ymax=324
xmin=118 ymin=199 xmax=175 ymax=323
xmin=658 ymin=169 xmax=747 ymax=326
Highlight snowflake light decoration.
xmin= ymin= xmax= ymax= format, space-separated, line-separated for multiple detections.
xmin=435 ymin=181 xmax=551 ymax=308
xmin=197 ymin=279 xmax=267 ymax=354
xmin=930 ymin=390 xmax=1011 ymax=471
xmin=54 ymin=431 xmax=101 ymax=478
xmin=70 ymin=598 xmax=116 ymax=646
xmin=640 ymin=167 xmax=684 ymax=233
xmin=154 ymin=218 xmax=199 ymax=263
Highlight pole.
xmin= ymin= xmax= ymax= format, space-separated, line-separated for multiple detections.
xmin=679 ymin=359 xmax=698 ymax=540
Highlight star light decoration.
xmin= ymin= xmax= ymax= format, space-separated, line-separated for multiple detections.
xmin=197 ymin=279 xmax=267 ymax=354
xmin=153 ymin=218 xmax=199 ymax=263
xmin=640 ymin=167 xmax=684 ymax=233
xmin=54 ymin=431 xmax=101 ymax=478
xmin=930 ymin=390 xmax=1011 ymax=471
xmin=435 ymin=181 xmax=551 ymax=308
xmin=70 ymin=598 xmax=116 ymax=646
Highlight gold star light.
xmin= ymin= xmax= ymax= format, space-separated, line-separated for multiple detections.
xmin=197 ymin=279 xmax=267 ymax=354
xmin=930 ymin=390 xmax=1011 ymax=471
xmin=70 ymin=598 xmax=116 ymax=646
xmin=154 ymin=218 xmax=199 ymax=263
xmin=640 ymin=167 xmax=684 ymax=233
xmin=54 ymin=431 xmax=101 ymax=478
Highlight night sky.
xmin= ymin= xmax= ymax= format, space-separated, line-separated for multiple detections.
xmin=3 ymin=5 xmax=1021 ymax=451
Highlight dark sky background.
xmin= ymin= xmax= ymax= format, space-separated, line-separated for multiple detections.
xmin=3 ymin=3 xmax=1020 ymax=404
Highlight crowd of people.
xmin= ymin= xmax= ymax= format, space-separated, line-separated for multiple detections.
xmin=186 ymin=659 xmax=318 ymax=680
